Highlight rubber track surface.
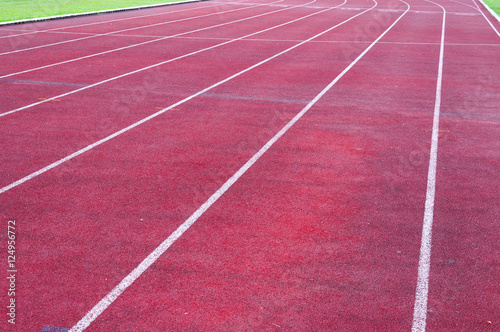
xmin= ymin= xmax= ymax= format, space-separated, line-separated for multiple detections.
xmin=0 ymin=0 xmax=498 ymax=331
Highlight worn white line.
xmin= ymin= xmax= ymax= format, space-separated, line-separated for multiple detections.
xmin=449 ymin=0 xmax=481 ymax=11
xmin=411 ymin=1 xmax=446 ymax=331
xmin=0 ymin=0 xmax=282 ymax=56
xmin=68 ymin=1 xmax=409 ymax=330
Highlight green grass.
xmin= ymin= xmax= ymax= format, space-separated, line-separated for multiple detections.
xmin=0 ymin=0 xmax=187 ymax=23
xmin=484 ymin=0 xmax=500 ymax=18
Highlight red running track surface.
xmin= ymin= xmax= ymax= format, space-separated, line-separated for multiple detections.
xmin=0 ymin=0 xmax=498 ymax=331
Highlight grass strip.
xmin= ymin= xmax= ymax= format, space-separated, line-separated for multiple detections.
xmin=483 ymin=0 xmax=500 ymax=18
xmin=0 ymin=0 xmax=188 ymax=23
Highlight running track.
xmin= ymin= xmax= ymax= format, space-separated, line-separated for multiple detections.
xmin=0 ymin=0 xmax=499 ymax=331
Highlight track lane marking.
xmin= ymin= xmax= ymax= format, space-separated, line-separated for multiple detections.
xmin=150 ymin=34 xmax=499 ymax=45
xmin=0 ymin=0 xmax=229 ymax=38
xmin=0 ymin=0 xmax=296 ymax=78
xmin=447 ymin=0 xmax=480 ymax=11
xmin=0 ymin=0 xmax=286 ymax=56
xmin=412 ymin=1 xmax=446 ymax=331
xmin=0 ymin=0 xmax=343 ymax=118
xmin=0 ymin=78 xmax=89 ymax=87
xmin=0 ymin=0 xmax=362 ymax=193
xmin=68 ymin=1 xmax=411 ymax=330
xmin=0 ymin=0 xmax=210 ymax=27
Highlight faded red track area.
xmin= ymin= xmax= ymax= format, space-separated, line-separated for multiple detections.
xmin=0 ymin=0 xmax=499 ymax=331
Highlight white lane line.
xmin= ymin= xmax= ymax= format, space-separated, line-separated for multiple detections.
xmin=447 ymin=0 xmax=480 ymax=11
xmin=0 ymin=0 xmax=244 ymax=40
xmin=0 ymin=0 xmax=332 ymax=118
xmin=411 ymin=1 xmax=446 ymax=331
xmin=0 ymin=0 xmax=353 ymax=193
xmin=69 ymin=2 xmax=410 ymax=330
xmin=0 ymin=0 xmax=216 ymax=34
xmin=0 ymin=0 xmax=207 ymax=27
xmin=474 ymin=0 xmax=500 ymax=36
xmin=0 ymin=0 xmax=282 ymax=56
xmin=127 ymin=34 xmax=498 ymax=46
xmin=0 ymin=0 xmax=289 ymax=78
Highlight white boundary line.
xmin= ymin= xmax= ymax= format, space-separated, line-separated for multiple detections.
xmin=0 ymin=0 xmax=288 ymax=77
xmin=0 ymin=0 xmax=236 ymax=40
xmin=0 ymin=0 xmax=282 ymax=56
xmin=474 ymin=0 xmax=500 ymax=36
xmin=477 ymin=0 xmax=500 ymax=22
xmin=0 ymin=0 xmax=206 ymax=27
xmin=411 ymin=1 xmax=446 ymax=331
xmin=0 ymin=0 xmax=337 ymax=118
xmin=0 ymin=0 xmax=356 ymax=193
xmin=69 ymin=1 xmax=410 ymax=330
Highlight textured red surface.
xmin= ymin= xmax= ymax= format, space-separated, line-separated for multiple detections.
xmin=0 ymin=0 xmax=498 ymax=331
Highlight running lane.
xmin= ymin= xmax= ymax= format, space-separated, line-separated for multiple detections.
xmin=421 ymin=0 xmax=500 ymax=330
xmin=66 ymin=0 xmax=445 ymax=330
xmin=8 ymin=0 xmax=412 ymax=330
xmin=0 ymin=0 xmax=497 ymax=331
xmin=0 ymin=0 xmax=352 ymax=192
xmin=0 ymin=0 xmax=243 ymax=52
xmin=1 ymin=0 xmax=377 ymax=330
xmin=74 ymin=0 xmax=498 ymax=330
xmin=0 ymin=0 xmax=289 ymax=76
